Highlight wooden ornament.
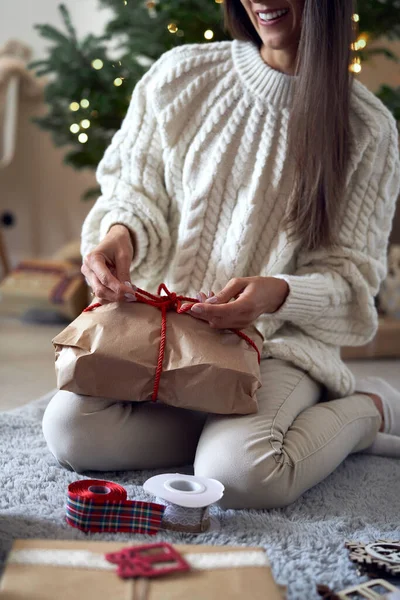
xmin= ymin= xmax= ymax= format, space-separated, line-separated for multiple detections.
xmin=345 ymin=540 xmax=400 ymax=578
xmin=317 ymin=579 xmax=399 ymax=599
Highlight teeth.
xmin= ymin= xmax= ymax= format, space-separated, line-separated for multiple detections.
xmin=259 ymin=8 xmax=288 ymax=21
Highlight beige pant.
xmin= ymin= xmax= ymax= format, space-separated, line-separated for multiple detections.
xmin=42 ymin=358 xmax=381 ymax=509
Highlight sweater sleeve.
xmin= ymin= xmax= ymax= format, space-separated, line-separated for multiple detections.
xmin=269 ymin=113 xmax=400 ymax=348
xmin=80 ymin=55 xmax=171 ymax=278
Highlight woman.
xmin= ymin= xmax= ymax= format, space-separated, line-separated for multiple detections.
xmin=43 ymin=0 xmax=400 ymax=509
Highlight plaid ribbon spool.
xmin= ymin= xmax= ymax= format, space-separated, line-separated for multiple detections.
xmin=66 ymin=480 xmax=164 ymax=535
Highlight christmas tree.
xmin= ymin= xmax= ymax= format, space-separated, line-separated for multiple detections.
xmin=30 ymin=0 xmax=400 ymax=199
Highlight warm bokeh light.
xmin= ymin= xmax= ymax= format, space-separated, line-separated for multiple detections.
xmin=69 ymin=102 xmax=80 ymax=111
xmin=204 ymin=29 xmax=214 ymax=40
xmin=78 ymin=133 xmax=88 ymax=143
xmin=350 ymin=57 xmax=362 ymax=73
xmin=113 ymin=77 xmax=123 ymax=86
xmin=70 ymin=124 xmax=80 ymax=134
xmin=352 ymin=34 xmax=368 ymax=51
xmin=352 ymin=13 xmax=360 ymax=22
xmin=92 ymin=59 xmax=104 ymax=70
xmin=80 ymin=99 xmax=90 ymax=108
xmin=80 ymin=119 xmax=91 ymax=129
xmin=168 ymin=23 xmax=178 ymax=33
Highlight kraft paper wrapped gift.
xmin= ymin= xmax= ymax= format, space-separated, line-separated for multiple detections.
xmin=0 ymin=259 xmax=88 ymax=320
xmin=0 ymin=539 xmax=286 ymax=600
xmin=53 ymin=298 xmax=264 ymax=415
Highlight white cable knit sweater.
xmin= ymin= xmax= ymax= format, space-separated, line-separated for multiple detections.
xmin=81 ymin=39 xmax=400 ymax=399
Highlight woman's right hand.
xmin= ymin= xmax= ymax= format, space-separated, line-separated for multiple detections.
xmin=81 ymin=224 xmax=137 ymax=304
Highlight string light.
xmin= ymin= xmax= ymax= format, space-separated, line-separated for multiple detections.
xmin=215 ymin=0 xmax=223 ymax=3
xmin=70 ymin=124 xmax=80 ymax=133
xmin=356 ymin=33 xmax=368 ymax=50
xmin=350 ymin=57 xmax=362 ymax=73
xmin=78 ymin=133 xmax=88 ymax=143
xmin=351 ymin=35 xmax=368 ymax=51
xmin=349 ymin=12 xmax=366 ymax=74
xmin=168 ymin=23 xmax=178 ymax=33
xmin=92 ymin=59 xmax=104 ymax=70
xmin=80 ymin=119 xmax=91 ymax=129
xmin=69 ymin=102 xmax=80 ymax=111
xmin=114 ymin=77 xmax=123 ymax=86
xmin=204 ymin=29 xmax=214 ymax=40
xmin=80 ymin=99 xmax=90 ymax=108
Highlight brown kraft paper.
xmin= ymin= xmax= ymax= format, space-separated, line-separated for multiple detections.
xmin=53 ymin=301 xmax=264 ymax=415
xmin=0 ymin=539 xmax=285 ymax=600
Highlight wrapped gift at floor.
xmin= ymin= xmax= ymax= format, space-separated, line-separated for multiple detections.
xmin=0 ymin=259 xmax=88 ymax=321
xmin=0 ymin=539 xmax=286 ymax=600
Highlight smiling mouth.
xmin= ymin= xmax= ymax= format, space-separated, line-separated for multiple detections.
xmin=256 ymin=8 xmax=290 ymax=25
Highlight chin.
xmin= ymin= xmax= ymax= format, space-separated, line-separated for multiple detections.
xmin=260 ymin=34 xmax=290 ymax=50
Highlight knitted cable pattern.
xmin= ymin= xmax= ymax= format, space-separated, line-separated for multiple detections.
xmin=81 ymin=39 xmax=400 ymax=398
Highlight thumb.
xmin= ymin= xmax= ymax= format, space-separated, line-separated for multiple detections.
xmin=205 ymin=278 xmax=246 ymax=304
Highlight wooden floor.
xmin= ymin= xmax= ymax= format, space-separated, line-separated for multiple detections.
xmin=0 ymin=317 xmax=61 ymax=411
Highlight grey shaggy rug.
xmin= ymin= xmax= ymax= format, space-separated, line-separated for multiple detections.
xmin=1 ymin=392 xmax=399 ymax=600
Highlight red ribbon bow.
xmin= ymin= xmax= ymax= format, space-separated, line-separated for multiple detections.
xmin=84 ymin=283 xmax=260 ymax=402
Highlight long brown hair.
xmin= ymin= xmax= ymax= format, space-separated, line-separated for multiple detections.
xmin=223 ymin=0 xmax=357 ymax=251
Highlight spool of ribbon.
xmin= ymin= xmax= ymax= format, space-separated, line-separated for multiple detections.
xmin=83 ymin=283 xmax=261 ymax=402
xmin=66 ymin=479 xmax=164 ymax=535
xmin=143 ymin=473 xmax=225 ymax=534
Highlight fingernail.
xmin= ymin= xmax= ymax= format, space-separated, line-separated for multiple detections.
xmin=125 ymin=281 xmax=132 ymax=287
xmin=125 ymin=293 xmax=136 ymax=302
xmin=191 ymin=305 xmax=203 ymax=313
xmin=207 ymin=290 xmax=213 ymax=298
xmin=196 ymin=293 xmax=203 ymax=302
xmin=205 ymin=296 xmax=218 ymax=304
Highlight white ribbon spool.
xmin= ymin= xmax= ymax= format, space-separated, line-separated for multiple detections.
xmin=143 ymin=473 xmax=224 ymax=533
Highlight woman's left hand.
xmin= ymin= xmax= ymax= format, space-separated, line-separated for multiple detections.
xmin=185 ymin=276 xmax=289 ymax=330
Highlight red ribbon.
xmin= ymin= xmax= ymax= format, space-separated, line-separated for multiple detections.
xmin=66 ymin=479 xmax=164 ymax=534
xmin=84 ymin=283 xmax=261 ymax=402
xmin=106 ymin=543 xmax=190 ymax=579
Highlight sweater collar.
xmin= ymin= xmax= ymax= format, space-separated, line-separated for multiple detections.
xmin=231 ymin=39 xmax=295 ymax=108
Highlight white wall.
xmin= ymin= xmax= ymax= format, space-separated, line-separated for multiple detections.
xmin=0 ymin=0 xmax=112 ymax=60
xmin=0 ymin=0 xmax=116 ymax=268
